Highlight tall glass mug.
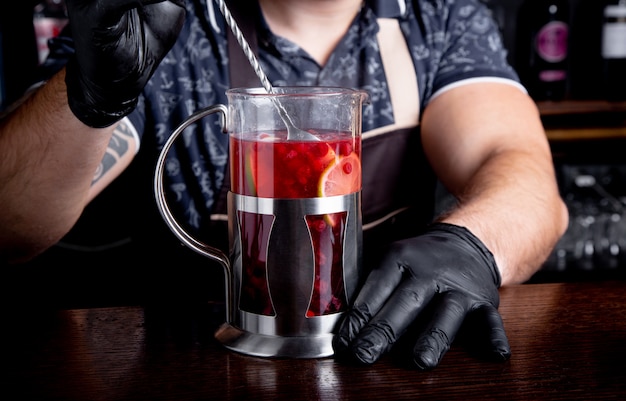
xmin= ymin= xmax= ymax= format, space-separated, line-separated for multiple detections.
xmin=154 ymin=87 xmax=369 ymax=358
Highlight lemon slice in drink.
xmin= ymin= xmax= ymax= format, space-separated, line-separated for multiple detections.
xmin=318 ymin=152 xmax=361 ymax=197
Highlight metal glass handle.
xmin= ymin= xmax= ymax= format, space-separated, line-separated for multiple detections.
xmin=153 ymin=104 xmax=233 ymax=321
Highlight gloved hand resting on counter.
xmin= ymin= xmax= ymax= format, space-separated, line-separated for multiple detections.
xmin=64 ymin=0 xmax=186 ymax=128
xmin=333 ymin=222 xmax=511 ymax=370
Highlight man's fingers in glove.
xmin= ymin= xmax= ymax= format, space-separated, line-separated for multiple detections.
xmin=464 ymin=304 xmax=511 ymax=362
xmin=411 ymin=290 xmax=469 ymax=370
xmin=141 ymin=2 xmax=188 ymax=45
xmin=333 ymin=260 xmax=406 ymax=354
xmin=339 ymin=276 xmax=436 ymax=365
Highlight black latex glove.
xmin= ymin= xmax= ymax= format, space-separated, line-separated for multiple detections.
xmin=64 ymin=0 xmax=186 ymax=128
xmin=333 ymin=222 xmax=511 ymax=370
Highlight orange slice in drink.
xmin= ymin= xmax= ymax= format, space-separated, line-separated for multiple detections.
xmin=318 ymin=152 xmax=361 ymax=197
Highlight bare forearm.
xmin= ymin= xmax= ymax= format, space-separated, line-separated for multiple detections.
xmin=441 ymin=149 xmax=569 ymax=285
xmin=423 ymin=83 xmax=568 ymax=285
xmin=0 ymin=70 xmax=114 ymax=263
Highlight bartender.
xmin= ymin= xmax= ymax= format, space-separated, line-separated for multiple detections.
xmin=0 ymin=0 xmax=567 ymax=369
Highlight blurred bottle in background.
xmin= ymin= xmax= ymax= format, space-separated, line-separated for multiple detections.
xmin=33 ymin=0 xmax=67 ymax=65
xmin=516 ymin=0 xmax=571 ymax=101
xmin=601 ymin=0 xmax=626 ymax=101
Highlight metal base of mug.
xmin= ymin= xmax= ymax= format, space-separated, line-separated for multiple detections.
xmin=214 ymin=323 xmax=335 ymax=359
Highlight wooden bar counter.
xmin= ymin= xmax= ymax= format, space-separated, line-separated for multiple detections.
xmin=5 ymin=281 xmax=626 ymax=400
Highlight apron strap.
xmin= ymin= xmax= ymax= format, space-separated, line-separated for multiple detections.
xmin=364 ymin=17 xmax=419 ymax=138
xmin=359 ymin=16 xmax=437 ymax=260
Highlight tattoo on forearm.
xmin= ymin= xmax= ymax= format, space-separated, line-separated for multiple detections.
xmin=92 ymin=123 xmax=132 ymax=184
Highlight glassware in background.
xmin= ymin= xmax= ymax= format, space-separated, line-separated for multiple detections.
xmin=516 ymin=0 xmax=571 ymax=100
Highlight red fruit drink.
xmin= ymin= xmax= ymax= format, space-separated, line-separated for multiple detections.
xmin=230 ymin=130 xmax=361 ymax=317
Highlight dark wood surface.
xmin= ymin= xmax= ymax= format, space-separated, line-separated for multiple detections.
xmin=6 ymin=281 xmax=626 ymax=400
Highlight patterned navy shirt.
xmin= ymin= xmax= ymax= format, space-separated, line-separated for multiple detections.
xmin=94 ymin=0 xmax=521 ymax=235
